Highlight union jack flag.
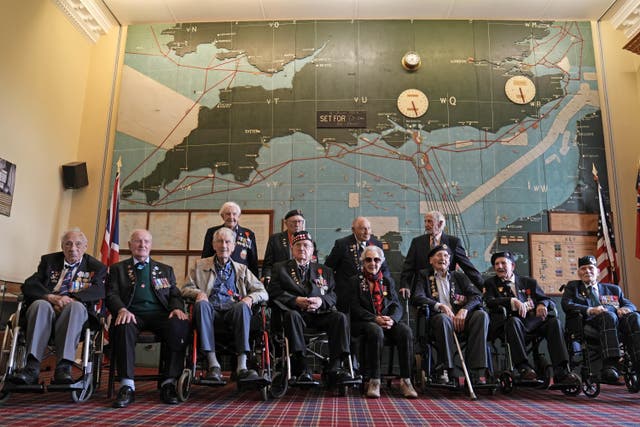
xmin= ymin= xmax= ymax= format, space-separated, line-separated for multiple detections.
xmin=636 ymin=161 xmax=640 ymax=259
xmin=100 ymin=161 xmax=121 ymax=266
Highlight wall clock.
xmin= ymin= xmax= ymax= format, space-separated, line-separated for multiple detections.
xmin=397 ymin=89 xmax=429 ymax=118
xmin=504 ymin=75 xmax=536 ymax=104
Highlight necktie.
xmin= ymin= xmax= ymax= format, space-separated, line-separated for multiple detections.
xmin=298 ymin=264 xmax=308 ymax=281
xmin=588 ymin=286 xmax=599 ymax=306
xmin=135 ymin=261 xmax=146 ymax=270
xmin=371 ymin=280 xmax=383 ymax=315
xmin=60 ymin=262 xmax=78 ymax=295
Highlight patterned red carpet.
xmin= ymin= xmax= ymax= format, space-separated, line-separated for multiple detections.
xmin=1 ymin=371 xmax=639 ymax=426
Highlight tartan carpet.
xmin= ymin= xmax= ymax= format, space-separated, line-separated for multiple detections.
xmin=1 ymin=370 xmax=639 ymax=426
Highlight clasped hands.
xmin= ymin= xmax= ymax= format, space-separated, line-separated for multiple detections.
xmin=296 ymin=296 xmax=322 ymax=312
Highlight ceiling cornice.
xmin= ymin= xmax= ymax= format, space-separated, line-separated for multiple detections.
xmin=53 ymin=0 xmax=116 ymax=43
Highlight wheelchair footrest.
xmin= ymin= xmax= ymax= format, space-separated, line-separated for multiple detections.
xmin=239 ymin=376 xmax=271 ymax=388
xmin=4 ymin=383 xmax=45 ymax=393
xmin=289 ymin=378 xmax=320 ymax=387
xmin=196 ymin=378 xmax=227 ymax=386
xmin=48 ymin=380 xmax=88 ymax=392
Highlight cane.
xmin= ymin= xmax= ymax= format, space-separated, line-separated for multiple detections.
xmin=453 ymin=331 xmax=478 ymax=400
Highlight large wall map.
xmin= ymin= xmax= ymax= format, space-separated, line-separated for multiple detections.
xmin=113 ymin=20 xmax=608 ymax=284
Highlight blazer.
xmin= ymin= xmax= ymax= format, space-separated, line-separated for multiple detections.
xmin=106 ymin=257 xmax=184 ymax=315
xmin=484 ymin=273 xmax=551 ymax=315
xmin=201 ymin=224 xmax=259 ymax=277
xmin=349 ymin=274 xmax=403 ymax=324
xmin=181 ymin=257 xmax=268 ymax=303
xmin=411 ymin=268 xmax=482 ymax=314
xmin=23 ymin=252 xmax=106 ymax=317
xmin=269 ymin=259 xmax=337 ymax=313
xmin=400 ymin=232 xmax=483 ymax=291
xmin=561 ymin=279 xmax=636 ymax=319
xmin=262 ymin=231 xmax=317 ymax=279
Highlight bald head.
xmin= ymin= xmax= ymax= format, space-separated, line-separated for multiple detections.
xmin=352 ymin=216 xmax=372 ymax=243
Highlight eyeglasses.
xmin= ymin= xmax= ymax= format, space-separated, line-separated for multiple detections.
xmin=364 ymin=257 xmax=382 ymax=263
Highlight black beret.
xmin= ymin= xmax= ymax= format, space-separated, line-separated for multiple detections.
xmin=428 ymin=244 xmax=451 ymax=259
xmin=491 ymin=251 xmax=515 ymax=265
xmin=284 ymin=209 xmax=304 ymax=220
xmin=578 ymin=255 xmax=597 ymax=267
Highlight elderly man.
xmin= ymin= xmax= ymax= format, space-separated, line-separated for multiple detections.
xmin=261 ymin=209 xmax=317 ymax=283
xmin=562 ymin=255 xmax=640 ymax=384
xmin=9 ymin=230 xmax=106 ymax=385
xmin=350 ymin=245 xmax=417 ymax=398
xmin=325 ymin=216 xmax=390 ymax=313
xmin=269 ymin=230 xmax=354 ymax=385
xmin=107 ymin=229 xmax=189 ymax=408
xmin=202 ymin=201 xmax=259 ymax=277
xmin=484 ymin=251 xmax=579 ymax=386
xmin=411 ymin=244 xmax=489 ymax=385
xmin=401 ymin=210 xmax=483 ymax=295
xmin=183 ymin=227 xmax=268 ymax=382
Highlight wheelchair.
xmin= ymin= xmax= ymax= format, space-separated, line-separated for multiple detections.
xmin=563 ymin=311 xmax=640 ymax=398
xmin=176 ymin=301 xmax=272 ymax=401
xmin=0 ymin=295 xmax=104 ymax=403
xmin=488 ymin=303 xmax=581 ymax=395
xmin=414 ymin=304 xmax=497 ymax=398
xmin=268 ymin=301 xmax=361 ymax=398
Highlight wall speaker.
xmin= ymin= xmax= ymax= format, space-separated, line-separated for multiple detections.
xmin=62 ymin=162 xmax=88 ymax=189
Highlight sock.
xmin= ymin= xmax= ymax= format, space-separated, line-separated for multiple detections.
xmin=207 ymin=351 xmax=220 ymax=369
xmin=237 ymin=353 xmax=247 ymax=372
xmin=121 ymin=377 xmax=135 ymax=391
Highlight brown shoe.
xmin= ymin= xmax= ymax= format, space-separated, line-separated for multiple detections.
xmin=400 ymin=378 xmax=418 ymax=398
xmin=366 ymin=379 xmax=381 ymax=398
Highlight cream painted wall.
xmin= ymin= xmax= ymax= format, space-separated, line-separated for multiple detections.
xmin=594 ymin=19 xmax=640 ymax=304
xmin=0 ymin=0 xmax=122 ymax=282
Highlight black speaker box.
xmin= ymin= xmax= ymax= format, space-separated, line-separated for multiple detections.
xmin=62 ymin=162 xmax=88 ymax=189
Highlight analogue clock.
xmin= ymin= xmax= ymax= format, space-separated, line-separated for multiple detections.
xmin=402 ymin=51 xmax=422 ymax=71
xmin=397 ymin=89 xmax=429 ymax=118
xmin=504 ymin=76 xmax=536 ymax=104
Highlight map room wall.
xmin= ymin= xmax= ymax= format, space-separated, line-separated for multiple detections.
xmin=1 ymin=1 xmax=640 ymax=308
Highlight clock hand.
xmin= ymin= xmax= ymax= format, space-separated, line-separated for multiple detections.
xmin=519 ymin=87 xmax=526 ymax=102
xmin=410 ymin=101 xmax=419 ymax=116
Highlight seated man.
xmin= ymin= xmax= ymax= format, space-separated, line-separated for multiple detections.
xmin=350 ymin=245 xmax=417 ymax=399
xmin=107 ymin=229 xmax=190 ymax=408
xmin=561 ymin=255 xmax=640 ymax=384
xmin=411 ymin=244 xmax=489 ymax=385
xmin=269 ymin=230 xmax=354 ymax=384
xmin=10 ymin=229 xmax=106 ymax=385
xmin=484 ymin=251 xmax=579 ymax=386
xmin=182 ymin=227 xmax=268 ymax=382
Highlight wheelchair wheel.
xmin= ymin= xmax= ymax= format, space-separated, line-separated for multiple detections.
xmin=582 ymin=377 xmax=600 ymax=398
xmin=624 ymin=373 xmax=640 ymax=393
xmin=269 ymin=371 xmax=288 ymax=398
xmin=71 ymin=380 xmax=94 ymax=403
xmin=561 ymin=383 xmax=581 ymax=396
xmin=498 ymin=372 xmax=514 ymax=394
xmin=177 ymin=369 xmax=192 ymax=402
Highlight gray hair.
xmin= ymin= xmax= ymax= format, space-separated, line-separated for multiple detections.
xmin=220 ymin=201 xmax=241 ymax=216
xmin=360 ymin=245 xmax=385 ymax=263
xmin=213 ymin=226 xmax=236 ymax=242
xmin=60 ymin=228 xmax=87 ymax=245
xmin=426 ymin=210 xmax=445 ymax=225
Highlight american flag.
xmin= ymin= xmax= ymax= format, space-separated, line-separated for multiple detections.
xmin=636 ymin=161 xmax=640 ymax=259
xmin=592 ymin=164 xmax=618 ymax=284
xmin=101 ymin=158 xmax=121 ymax=266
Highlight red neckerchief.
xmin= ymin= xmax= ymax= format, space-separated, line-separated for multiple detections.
xmin=365 ymin=270 xmax=384 ymax=315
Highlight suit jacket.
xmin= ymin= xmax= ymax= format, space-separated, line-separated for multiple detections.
xmin=400 ymin=232 xmax=483 ymax=291
xmin=201 ymin=224 xmax=259 ymax=277
xmin=106 ymin=257 xmax=184 ymax=315
xmin=324 ymin=234 xmax=390 ymax=304
xmin=411 ymin=268 xmax=482 ymax=314
xmin=269 ymin=259 xmax=336 ymax=313
xmin=349 ymin=274 xmax=403 ymax=324
xmin=484 ymin=273 xmax=551 ymax=315
xmin=181 ymin=257 xmax=268 ymax=303
xmin=561 ymin=279 xmax=636 ymax=320
xmin=262 ymin=231 xmax=317 ymax=279
xmin=23 ymin=252 xmax=106 ymax=316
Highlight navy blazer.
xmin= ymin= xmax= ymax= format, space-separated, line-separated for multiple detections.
xmin=411 ymin=268 xmax=482 ymax=314
xmin=269 ymin=259 xmax=337 ymax=313
xmin=201 ymin=224 xmax=259 ymax=277
xmin=106 ymin=257 xmax=185 ymax=314
xmin=561 ymin=279 xmax=636 ymax=319
xmin=262 ymin=231 xmax=317 ymax=279
xmin=400 ymin=232 xmax=483 ymax=291
xmin=23 ymin=252 xmax=106 ymax=317
xmin=349 ymin=274 xmax=403 ymax=324
xmin=484 ymin=273 xmax=551 ymax=314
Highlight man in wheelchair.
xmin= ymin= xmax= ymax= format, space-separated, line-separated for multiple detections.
xmin=9 ymin=229 xmax=106 ymax=385
xmin=561 ymin=255 xmax=640 ymax=384
xmin=484 ymin=251 xmax=579 ymax=386
xmin=411 ymin=244 xmax=489 ymax=386
xmin=269 ymin=230 xmax=355 ymax=385
xmin=182 ymin=227 xmax=268 ymax=383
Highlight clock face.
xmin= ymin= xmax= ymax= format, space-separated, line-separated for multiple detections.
xmin=504 ymin=76 xmax=536 ymax=104
xmin=397 ymin=89 xmax=429 ymax=118
xmin=402 ymin=51 xmax=421 ymax=71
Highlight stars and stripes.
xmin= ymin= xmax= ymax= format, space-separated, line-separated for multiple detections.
xmin=592 ymin=163 xmax=618 ymax=284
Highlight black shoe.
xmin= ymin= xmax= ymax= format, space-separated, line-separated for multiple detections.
xmin=53 ymin=364 xmax=73 ymax=384
xmin=9 ymin=366 xmax=39 ymax=385
xmin=237 ymin=369 xmax=260 ymax=382
xmin=204 ymin=366 xmax=223 ymax=382
xmin=112 ymin=385 xmax=135 ymax=408
xmin=555 ymin=371 xmax=581 ymax=387
xmin=160 ymin=383 xmax=179 ymax=404
xmin=332 ymin=369 xmax=354 ymax=384
xmin=296 ymin=369 xmax=315 ymax=384
xmin=470 ymin=369 xmax=487 ymax=385
xmin=601 ymin=366 xmax=620 ymax=384
xmin=518 ymin=366 xmax=537 ymax=381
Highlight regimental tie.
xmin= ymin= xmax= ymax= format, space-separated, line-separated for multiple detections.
xmin=588 ymin=286 xmax=600 ymax=307
xmin=59 ymin=262 xmax=78 ymax=295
